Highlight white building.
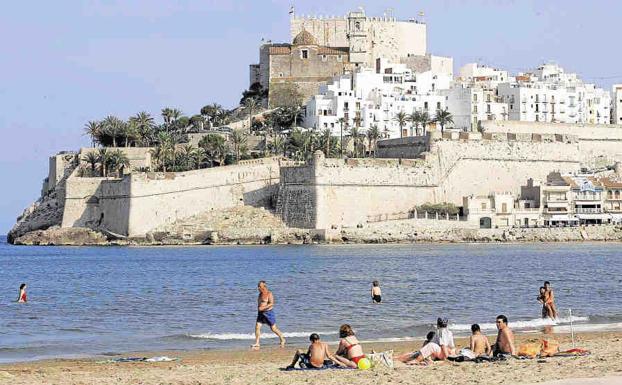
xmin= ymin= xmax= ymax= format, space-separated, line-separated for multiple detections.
xmin=497 ymin=64 xmax=611 ymax=125
xmin=304 ymin=58 xmax=452 ymax=137
xmin=613 ymin=84 xmax=622 ymax=125
xmin=457 ymin=63 xmax=510 ymax=88
xmin=441 ymin=84 xmax=508 ymax=131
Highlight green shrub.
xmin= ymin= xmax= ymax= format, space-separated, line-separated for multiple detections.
xmin=416 ymin=202 xmax=459 ymax=216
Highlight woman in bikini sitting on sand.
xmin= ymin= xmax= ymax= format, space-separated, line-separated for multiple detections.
xmin=334 ymin=324 xmax=365 ymax=368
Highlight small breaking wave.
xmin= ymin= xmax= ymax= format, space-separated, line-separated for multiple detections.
xmin=450 ymin=315 xmax=589 ymax=332
xmin=187 ymin=330 xmax=338 ymax=340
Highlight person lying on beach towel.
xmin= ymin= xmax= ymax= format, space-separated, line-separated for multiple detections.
xmin=286 ymin=333 xmax=344 ymax=370
xmin=396 ymin=331 xmax=445 ymax=365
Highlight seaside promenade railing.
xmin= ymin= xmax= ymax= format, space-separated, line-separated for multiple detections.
xmin=366 ymin=210 xmax=464 ymax=224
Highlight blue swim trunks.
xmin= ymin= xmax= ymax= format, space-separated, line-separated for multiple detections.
xmin=256 ymin=310 xmax=276 ymax=326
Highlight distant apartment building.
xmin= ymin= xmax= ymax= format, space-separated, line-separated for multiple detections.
xmin=464 ymin=168 xmax=622 ymax=228
xmin=304 ymin=58 xmax=451 ymax=137
xmin=613 ymin=84 xmax=622 ymax=124
xmin=497 ymin=64 xmax=611 ymax=125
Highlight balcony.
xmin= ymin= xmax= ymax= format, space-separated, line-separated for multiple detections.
xmin=576 ymin=208 xmax=603 ymax=214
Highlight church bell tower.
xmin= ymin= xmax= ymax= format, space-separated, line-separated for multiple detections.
xmin=347 ymin=8 xmax=367 ymax=65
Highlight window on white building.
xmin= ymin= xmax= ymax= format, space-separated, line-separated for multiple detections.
xmin=301 ymin=49 xmax=309 ymax=59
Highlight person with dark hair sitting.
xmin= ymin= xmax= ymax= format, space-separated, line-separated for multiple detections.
xmin=432 ymin=317 xmax=456 ymax=358
xmin=469 ymin=323 xmax=492 ymax=357
xmin=493 ymin=315 xmax=516 ymax=357
xmin=286 ymin=333 xmax=343 ymax=369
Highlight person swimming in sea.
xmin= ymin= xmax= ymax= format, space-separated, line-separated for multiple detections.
xmin=371 ymin=281 xmax=382 ymax=303
xmin=252 ymin=280 xmax=286 ymax=350
xmin=17 ymin=283 xmax=27 ymax=303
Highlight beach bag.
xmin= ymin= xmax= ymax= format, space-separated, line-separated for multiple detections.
xmin=540 ymin=339 xmax=559 ymax=357
xmin=366 ymin=350 xmax=394 ymax=369
xmin=517 ymin=343 xmax=540 ymax=358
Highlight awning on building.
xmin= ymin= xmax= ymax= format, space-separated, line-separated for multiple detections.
xmin=549 ymin=215 xmax=579 ymax=221
xmin=576 ymin=214 xmax=610 ymax=220
xmin=610 ymin=214 xmax=622 ymax=222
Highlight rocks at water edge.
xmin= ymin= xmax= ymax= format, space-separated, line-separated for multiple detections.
xmin=13 ymin=226 xmax=109 ymax=246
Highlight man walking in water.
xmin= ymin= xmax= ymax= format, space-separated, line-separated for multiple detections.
xmin=252 ymin=281 xmax=285 ymax=349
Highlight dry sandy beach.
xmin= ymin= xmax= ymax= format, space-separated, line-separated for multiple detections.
xmin=1 ymin=332 xmax=621 ymax=385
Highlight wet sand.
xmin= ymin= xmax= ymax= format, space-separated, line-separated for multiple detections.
xmin=1 ymin=332 xmax=621 ymax=385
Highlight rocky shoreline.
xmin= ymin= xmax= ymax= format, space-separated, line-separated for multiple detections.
xmin=12 ymin=223 xmax=622 ymax=246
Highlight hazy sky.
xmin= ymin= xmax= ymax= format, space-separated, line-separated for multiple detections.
xmin=1 ymin=0 xmax=620 ymax=233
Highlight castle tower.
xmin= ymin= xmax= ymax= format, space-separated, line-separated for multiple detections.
xmin=347 ymin=9 xmax=367 ymax=65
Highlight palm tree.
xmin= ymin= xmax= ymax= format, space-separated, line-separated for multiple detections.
xmin=367 ymin=125 xmax=380 ymax=157
xmin=97 ymin=148 xmax=110 ymax=177
xmin=130 ymin=111 xmax=156 ymax=146
xmin=151 ymin=131 xmax=176 ymax=172
xmin=434 ymin=108 xmax=454 ymax=134
xmin=108 ymin=149 xmax=130 ymax=176
xmin=82 ymin=152 xmax=99 ymax=176
xmin=243 ymin=97 xmax=260 ymax=131
xmin=170 ymin=108 xmax=182 ymax=123
xmin=418 ymin=111 xmax=431 ymax=136
xmin=337 ymin=117 xmax=346 ymax=157
xmin=84 ymin=121 xmax=101 ymax=147
xmin=269 ymin=135 xmax=286 ymax=157
xmin=190 ymin=115 xmax=206 ymax=132
xmin=230 ymin=129 xmax=248 ymax=162
xmin=102 ymin=115 xmax=125 ymax=147
xmin=123 ymin=121 xmax=139 ymax=147
xmin=394 ymin=111 xmax=408 ymax=138
xmin=161 ymin=108 xmax=174 ymax=125
xmin=199 ymin=134 xmax=229 ymax=167
xmin=319 ymin=128 xmax=332 ymax=157
xmin=348 ymin=125 xmax=362 ymax=158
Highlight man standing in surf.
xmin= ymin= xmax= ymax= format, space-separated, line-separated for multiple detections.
xmin=252 ymin=281 xmax=286 ymax=350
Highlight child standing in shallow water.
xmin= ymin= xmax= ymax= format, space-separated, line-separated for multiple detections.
xmin=371 ymin=281 xmax=382 ymax=303
xmin=17 ymin=283 xmax=27 ymax=303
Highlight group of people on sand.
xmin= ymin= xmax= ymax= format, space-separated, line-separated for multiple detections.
xmin=537 ymin=281 xmax=559 ymax=320
xmin=252 ymin=280 xmax=561 ymax=369
xmin=396 ymin=315 xmax=516 ymax=365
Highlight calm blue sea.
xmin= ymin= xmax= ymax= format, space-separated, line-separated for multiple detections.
xmin=1 ymin=237 xmax=621 ymax=363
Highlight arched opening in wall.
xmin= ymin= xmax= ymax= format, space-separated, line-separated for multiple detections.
xmin=479 ymin=217 xmax=492 ymax=229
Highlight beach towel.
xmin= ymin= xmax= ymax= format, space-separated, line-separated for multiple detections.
xmin=97 ymin=356 xmax=180 ymax=364
xmin=281 ymin=365 xmax=355 ymax=371
xmin=554 ymin=348 xmax=590 ymax=357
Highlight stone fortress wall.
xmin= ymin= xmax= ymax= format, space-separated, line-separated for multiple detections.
xmin=277 ymin=127 xmax=594 ymax=229
xmin=12 ymin=122 xmax=622 ymax=242
xmin=61 ymin=156 xmax=282 ymax=237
